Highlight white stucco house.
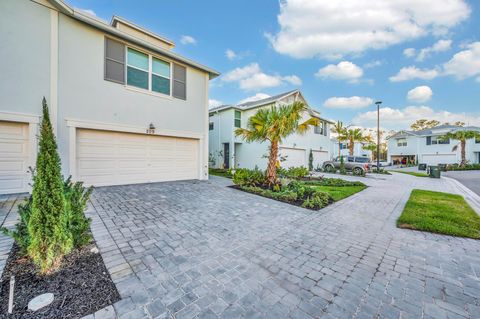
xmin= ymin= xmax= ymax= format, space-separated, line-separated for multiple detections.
xmin=387 ymin=125 xmax=480 ymax=166
xmin=331 ymin=139 xmax=373 ymax=159
xmin=0 ymin=0 xmax=219 ymax=194
xmin=208 ymin=90 xmax=334 ymax=170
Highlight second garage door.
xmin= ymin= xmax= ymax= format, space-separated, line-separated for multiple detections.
xmin=421 ymin=154 xmax=457 ymax=166
xmin=312 ymin=150 xmax=330 ymax=169
xmin=279 ymin=147 xmax=306 ymax=168
xmin=76 ymin=129 xmax=199 ymax=186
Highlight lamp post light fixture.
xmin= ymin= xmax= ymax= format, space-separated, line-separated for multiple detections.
xmin=375 ymin=101 xmax=382 ymax=171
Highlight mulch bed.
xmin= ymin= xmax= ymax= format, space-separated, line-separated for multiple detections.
xmin=0 ymin=242 xmax=120 ymax=318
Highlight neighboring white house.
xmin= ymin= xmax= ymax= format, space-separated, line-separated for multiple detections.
xmin=387 ymin=125 xmax=480 ymax=165
xmin=0 ymin=0 xmax=219 ymax=194
xmin=331 ymin=139 xmax=373 ymax=159
xmin=208 ymin=90 xmax=333 ymax=170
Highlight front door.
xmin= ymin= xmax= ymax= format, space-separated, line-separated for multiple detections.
xmin=224 ymin=143 xmax=230 ymax=169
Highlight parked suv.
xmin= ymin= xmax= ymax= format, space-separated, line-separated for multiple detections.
xmin=322 ymin=156 xmax=371 ymax=174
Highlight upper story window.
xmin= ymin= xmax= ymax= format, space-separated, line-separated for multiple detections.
xmin=476 ymin=136 xmax=480 ymax=144
xmin=105 ymin=37 xmax=186 ymax=100
xmin=340 ymin=143 xmax=348 ymax=150
xmin=397 ymin=138 xmax=407 ymax=147
xmin=234 ymin=110 xmax=241 ymax=128
xmin=427 ymin=136 xmax=449 ymax=145
xmin=209 ymin=122 xmax=214 ymax=130
xmin=314 ymin=122 xmax=323 ymax=135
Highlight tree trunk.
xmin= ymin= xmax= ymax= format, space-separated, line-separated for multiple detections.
xmin=338 ymin=142 xmax=341 ymax=158
xmin=349 ymin=138 xmax=354 ymax=156
xmin=460 ymin=139 xmax=466 ymax=166
xmin=266 ymin=140 xmax=279 ymax=186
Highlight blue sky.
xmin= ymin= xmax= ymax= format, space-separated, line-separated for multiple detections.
xmin=69 ymin=0 xmax=480 ymax=131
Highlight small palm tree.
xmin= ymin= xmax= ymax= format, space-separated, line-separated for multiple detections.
xmin=441 ymin=129 xmax=480 ymax=166
xmin=331 ymin=121 xmax=347 ymax=157
xmin=235 ymin=101 xmax=319 ymax=185
xmin=344 ymin=128 xmax=369 ymax=156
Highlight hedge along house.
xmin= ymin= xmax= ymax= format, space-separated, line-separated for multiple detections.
xmin=208 ymin=90 xmax=334 ymax=170
xmin=387 ymin=125 xmax=480 ymax=166
xmin=0 ymin=0 xmax=219 ymax=194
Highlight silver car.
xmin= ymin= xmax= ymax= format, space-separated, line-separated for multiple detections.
xmin=322 ymin=156 xmax=371 ymax=174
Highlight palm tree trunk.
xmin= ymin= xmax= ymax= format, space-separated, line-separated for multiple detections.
xmin=338 ymin=142 xmax=341 ymax=158
xmin=266 ymin=140 xmax=279 ymax=186
xmin=461 ymin=139 xmax=466 ymax=166
xmin=349 ymin=138 xmax=354 ymax=156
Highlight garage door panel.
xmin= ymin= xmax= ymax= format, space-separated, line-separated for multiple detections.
xmin=76 ymin=129 xmax=199 ymax=186
xmin=313 ymin=150 xmax=329 ymax=168
xmin=421 ymin=154 xmax=457 ymax=165
xmin=279 ymin=147 xmax=306 ymax=168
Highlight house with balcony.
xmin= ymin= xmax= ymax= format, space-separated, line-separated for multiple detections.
xmin=0 ymin=0 xmax=219 ymax=194
xmin=387 ymin=125 xmax=480 ymax=166
xmin=208 ymin=90 xmax=333 ymax=170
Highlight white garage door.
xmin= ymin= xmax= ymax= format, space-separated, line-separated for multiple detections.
xmin=0 ymin=121 xmax=30 ymax=194
xmin=76 ymin=129 xmax=199 ymax=186
xmin=279 ymin=147 xmax=306 ymax=168
xmin=312 ymin=150 xmax=330 ymax=169
xmin=421 ymin=154 xmax=457 ymax=165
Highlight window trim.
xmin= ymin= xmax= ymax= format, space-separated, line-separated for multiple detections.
xmin=397 ymin=138 xmax=407 ymax=147
xmin=429 ymin=136 xmax=450 ymax=145
xmin=234 ymin=110 xmax=241 ymax=128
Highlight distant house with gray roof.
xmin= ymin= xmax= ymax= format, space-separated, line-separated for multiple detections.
xmin=208 ymin=90 xmax=334 ymax=170
xmin=387 ymin=125 xmax=480 ymax=165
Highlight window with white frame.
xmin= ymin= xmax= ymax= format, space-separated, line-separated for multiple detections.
xmin=314 ymin=122 xmax=324 ymax=134
xmin=397 ymin=138 xmax=407 ymax=147
xmin=428 ymin=136 xmax=449 ymax=145
xmin=126 ymin=47 xmax=172 ymax=96
xmin=234 ymin=110 xmax=241 ymax=128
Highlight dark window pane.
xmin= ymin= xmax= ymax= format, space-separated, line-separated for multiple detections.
xmin=234 ymin=119 xmax=241 ymax=128
xmin=152 ymin=74 xmax=170 ymax=95
xmin=173 ymin=80 xmax=186 ymax=100
xmin=173 ymin=63 xmax=186 ymax=82
xmin=106 ymin=38 xmax=125 ymax=62
xmin=209 ymin=122 xmax=214 ymax=130
xmin=127 ymin=67 xmax=148 ymax=89
xmin=105 ymin=59 xmax=124 ymax=83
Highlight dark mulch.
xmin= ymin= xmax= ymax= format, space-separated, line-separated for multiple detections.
xmin=0 ymin=243 xmax=120 ymax=318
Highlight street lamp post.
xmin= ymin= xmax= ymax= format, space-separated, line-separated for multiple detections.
xmin=375 ymin=101 xmax=382 ymax=172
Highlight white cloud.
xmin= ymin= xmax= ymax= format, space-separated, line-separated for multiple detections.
xmin=225 ymin=49 xmax=237 ymax=60
xmin=353 ymin=105 xmax=480 ymax=130
xmin=180 ymin=35 xmax=196 ymax=45
xmin=75 ymin=8 xmax=97 ymax=16
xmin=389 ymin=66 xmax=440 ymax=82
xmin=315 ymin=61 xmax=363 ymax=83
xmin=416 ymin=39 xmax=452 ymax=61
xmin=364 ymin=60 xmax=383 ymax=69
xmin=407 ymin=86 xmax=433 ymax=102
xmin=443 ymin=42 xmax=480 ymax=80
xmin=238 ymin=93 xmax=271 ymax=105
xmin=267 ymin=0 xmax=470 ymax=59
xmin=209 ymin=99 xmax=223 ymax=108
xmin=324 ymin=96 xmax=373 ymax=109
xmin=403 ymin=48 xmax=416 ymax=58
xmin=222 ymin=63 xmax=302 ymax=91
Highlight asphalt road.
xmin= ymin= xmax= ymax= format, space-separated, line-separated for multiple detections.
xmin=444 ymin=170 xmax=480 ymax=196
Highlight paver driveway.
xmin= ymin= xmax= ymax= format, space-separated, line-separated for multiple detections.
xmin=87 ymin=173 xmax=480 ymax=319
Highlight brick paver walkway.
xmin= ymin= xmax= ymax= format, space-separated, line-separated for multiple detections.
xmin=83 ymin=173 xmax=480 ymax=319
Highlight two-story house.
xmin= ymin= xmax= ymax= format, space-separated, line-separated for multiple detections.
xmin=0 ymin=0 xmax=219 ymax=194
xmin=208 ymin=90 xmax=333 ymax=170
xmin=387 ymin=125 xmax=480 ymax=165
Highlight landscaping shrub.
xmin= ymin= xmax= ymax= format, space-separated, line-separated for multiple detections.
xmin=277 ymin=166 xmax=309 ymax=179
xmin=308 ymin=150 xmax=313 ymax=171
xmin=1 ymin=99 xmax=93 ymax=274
xmin=232 ymin=168 xmax=265 ymax=186
xmin=445 ymin=163 xmax=480 ymax=171
xmin=302 ymin=190 xmax=330 ymax=209
xmin=339 ymin=156 xmax=347 ymax=175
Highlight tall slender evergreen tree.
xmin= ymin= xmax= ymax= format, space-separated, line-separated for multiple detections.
xmin=28 ymin=98 xmax=73 ymax=273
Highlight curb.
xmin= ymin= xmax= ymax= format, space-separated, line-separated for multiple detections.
xmin=442 ymin=176 xmax=480 ymax=214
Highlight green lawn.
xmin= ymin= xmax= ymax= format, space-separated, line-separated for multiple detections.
xmin=397 ymin=189 xmax=480 ymax=239
xmin=391 ymin=170 xmax=429 ymax=177
xmin=209 ymin=168 xmax=232 ymax=179
xmin=311 ymin=185 xmax=366 ymax=202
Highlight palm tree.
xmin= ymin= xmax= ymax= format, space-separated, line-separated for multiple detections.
xmin=344 ymin=128 xmax=369 ymax=156
xmin=235 ymin=101 xmax=319 ymax=186
xmin=331 ymin=121 xmax=347 ymax=157
xmin=441 ymin=129 xmax=480 ymax=166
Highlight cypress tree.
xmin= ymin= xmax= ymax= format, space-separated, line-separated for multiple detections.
xmin=27 ymin=98 xmax=73 ymax=273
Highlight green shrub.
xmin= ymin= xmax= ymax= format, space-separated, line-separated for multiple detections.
xmin=303 ymin=178 xmax=365 ymax=187
xmin=233 ymin=168 xmax=265 ymax=186
xmin=339 ymin=156 xmax=347 ymax=175
xmin=302 ymin=190 xmax=330 ymax=209
xmin=2 ymin=196 xmax=32 ymax=254
xmin=64 ymin=177 xmax=93 ymax=247
xmin=308 ymin=150 xmax=313 ymax=171
xmin=446 ymin=163 xmax=480 ymax=171
xmin=277 ymin=166 xmax=309 ymax=179
xmin=28 ymin=98 xmax=73 ymax=273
